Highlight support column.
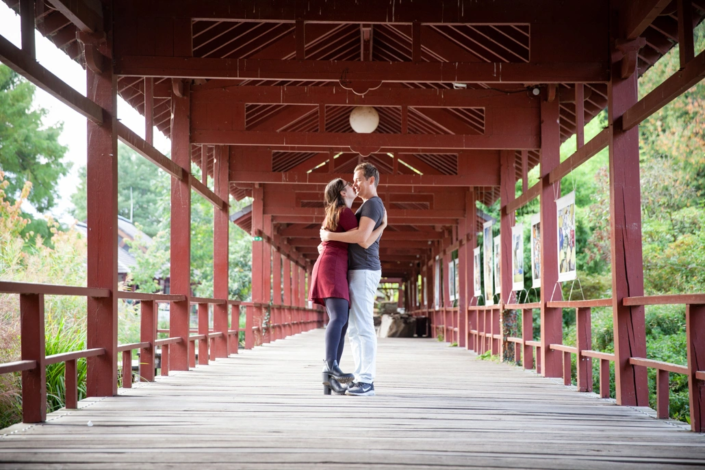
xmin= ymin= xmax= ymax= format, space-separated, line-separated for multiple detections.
xmin=86 ymin=43 xmax=118 ymax=396
xmin=262 ymin=215 xmax=273 ymax=343
xmin=144 ymin=77 xmax=153 ymax=145
xmin=272 ymin=248 xmax=282 ymax=340
xmin=283 ymin=256 xmax=292 ymax=337
xmin=169 ymin=80 xmax=191 ymax=371
xmin=466 ymin=190 xmax=477 ymax=351
xmin=500 ymin=150 xmax=517 ymax=361
xmin=539 ymin=92 xmax=563 ymax=378
xmin=457 ymin=191 xmax=468 ymax=348
xmin=608 ymin=16 xmax=649 ymax=405
xmin=442 ymin=244 xmax=451 ymax=342
xmin=251 ymin=186 xmax=265 ymax=346
xmin=213 ymin=146 xmax=229 ymax=357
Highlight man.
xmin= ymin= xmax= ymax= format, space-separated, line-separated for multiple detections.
xmin=320 ymin=162 xmax=385 ymax=396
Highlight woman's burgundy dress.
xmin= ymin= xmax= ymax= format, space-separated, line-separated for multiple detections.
xmin=308 ymin=207 xmax=358 ymax=306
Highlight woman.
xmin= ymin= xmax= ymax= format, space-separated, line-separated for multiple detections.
xmin=309 ymin=178 xmax=387 ymax=395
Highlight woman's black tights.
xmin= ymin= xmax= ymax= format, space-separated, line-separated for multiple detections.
xmin=324 ymin=298 xmax=349 ymax=363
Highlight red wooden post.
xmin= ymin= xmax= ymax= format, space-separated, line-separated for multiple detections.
xmin=144 ymin=77 xmax=153 ymax=145
xmin=244 ymin=304 xmax=255 ymax=349
xmin=262 ymin=215 xmax=273 ymax=343
xmin=122 ymin=350 xmax=132 ymax=388
xmin=609 ymin=14 xmax=649 ymax=406
xmin=140 ymin=300 xmax=156 ymax=382
xmin=539 ymin=92 xmax=563 ymax=379
xmin=536 ymin=347 xmax=542 ymax=375
xmin=86 ymin=46 xmax=118 ymax=397
xmin=65 ymin=359 xmax=77 ymax=409
xmin=20 ymin=293 xmax=46 ymax=423
xmin=576 ymin=307 xmax=593 ymax=392
xmin=213 ymin=145 xmax=230 ymax=358
xmin=686 ymin=304 xmax=705 ymax=432
xmin=272 ymin=249 xmax=282 ymax=341
xmin=251 ymin=187 xmax=264 ymax=346
xmin=198 ymin=303 xmax=209 ymax=365
xmin=522 ymin=308 xmax=533 ymax=370
xmin=599 ymin=359 xmax=610 ymax=398
xmin=442 ymin=247 xmax=451 ymax=342
xmin=161 ymin=344 xmax=169 ymax=376
xmin=500 ymin=149 xmax=515 ymax=361
xmin=677 ymin=0 xmax=695 ymax=69
xmin=169 ymin=80 xmax=192 ymax=372
xmin=657 ymin=369 xmax=669 ymax=419
xmin=563 ymin=352 xmax=571 ymax=386
xmin=283 ymin=256 xmax=292 ymax=337
xmin=189 ymin=340 xmax=196 ymax=368
xmin=230 ymin=304 xmax=240 ymax=354
xmin=458 ymin=190 xmax=472 ymax=349
xmin=19 ymin=0 xmax=35 ymax=59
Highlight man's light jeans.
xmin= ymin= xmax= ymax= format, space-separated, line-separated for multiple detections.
xmin=347 ymin=269 xmax=381 ymax=384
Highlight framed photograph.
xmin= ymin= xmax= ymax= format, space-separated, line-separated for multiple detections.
xmin=473 ymin=247 xmax=481 ymax=297
xmin=531 ymin=214 xmax=541 ymax=288
xmin=556 ymin=191 xmax=577 ymax=282
xmin=512 ymin=224 xmax=524 ymax=291
xmin=483 ymin=221 xmax=494 ymax=305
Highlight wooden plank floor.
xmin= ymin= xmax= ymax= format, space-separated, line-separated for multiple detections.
xmin=2 ymin=329 xmax=705 ymax=469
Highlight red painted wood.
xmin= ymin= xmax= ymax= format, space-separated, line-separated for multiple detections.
xmin=122 ymin=350 xmax=132 ymax=388
xmin=522 ymin=308 xmax=533 ymax=370
xmin=272 ymin=250 xmax=282 ymax=341
xmin=230 ymin=305 xmax=240 ymax=354
xmin=575 ymin=84 xmax=585 ymax=148
xmin=86 ymin=59 xmax=118 ymax=398
xmin=600 ymin=358 xmax=610 ymax=398
xmin=539 ymin=97 xmax=563 ymax=379
xmin=624 ymin=294 xmax=705 ymax=306
xmin=0 ymin=281 xmax=109 ymax=297
xmin=244 ymin=304 xmax=255 ymax=349
xmin=283 ymin=256 xmax=292 ymax=337
xmin=188 ymin=339 xmax=196 ymax=369
xmin=160 ymin=344 xmax=169 ymax=376
xmin=144 ymin=77 xmax=153 ymax=145
xmin=521 ymin=150 xmax=528 ymax=193
xmin=608 ymin=25 xmax=649 ymax=405
xmin=19 ymin=0 xmax=35 ymax=59
xmin=500 ymin=149 xmax=515 ymax=359
xmin=657 ymin=369 xmax=670 ymax=419
xmin=548 ymin=128 xmax=611 ymax=185
xmin=295 ymin=19 xmax=305 ymax=60
xmin=65 ymin=359 xmax=77 ymax=409
xmin=169 ymin=81 xmax=192 ymax=372
xmin=198 ymin=303 xmax=209 ymax=365
xmin=686 ymin=304 xmax=705 ymax=432
xmin=623 ymin=0 xmax=672 ymax=39
xmin=563 ymin=351 xmax=572 ymax=386
xmin=262 ymin=215 xmax=273 ymax=343
xmin=117 ymin=56 xmax=609 ymax=84
xmin=677 ymin=0 xmax=695 ymax=68
xmin=20 ymin=293 xmax=45 ymax=423
xmin=251 ymin=187 xmax=265 ymax=346
xmin=442 ymin=247 xmax=451 ymax=342
xmin=576 ymin=307 xmax=593 ymax=392
xmin=213 ymin=147 xmax=229 ymax=357
xmin=140 ymin=300 xmax=155 ymax=382
xmin=504 ymin=183 xmax=539 ymax=216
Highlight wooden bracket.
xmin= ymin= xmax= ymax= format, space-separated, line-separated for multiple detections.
xmin=172 ymin=78 xmax=186 ymax=98
xmin=613 ymin=37 xmax=646 ymax=79
xmin=76 ymin=31 xmax=106 ymax=73
xmin=349 ymin=145 xmax=381 ymax=157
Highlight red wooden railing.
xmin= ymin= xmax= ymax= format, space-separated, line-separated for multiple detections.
xmin=0 ymin=281 xmax=324 ymax=423
xmin=463 ymin=294 xmax=705 ymax=432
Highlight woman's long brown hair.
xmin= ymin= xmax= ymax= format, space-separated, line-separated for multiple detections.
xmin=322 ymin=178 xmax=347 ymax=232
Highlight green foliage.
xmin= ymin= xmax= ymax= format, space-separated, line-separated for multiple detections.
xmin=0 ymin=65 xmax=69 ymax=214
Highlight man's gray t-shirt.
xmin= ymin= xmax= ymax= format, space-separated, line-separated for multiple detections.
xmin=349 ymin=196 xmax=385 ymax=271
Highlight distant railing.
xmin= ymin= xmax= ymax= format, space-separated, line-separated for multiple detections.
xmin=0 ymin=281 xmax=324 ymax=423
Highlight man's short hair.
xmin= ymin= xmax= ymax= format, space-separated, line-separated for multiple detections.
xmin=354 ymin=162 xmax=380 ymax=187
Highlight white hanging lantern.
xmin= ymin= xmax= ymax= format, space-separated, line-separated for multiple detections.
xmin=349 ymin=106 xmax=379 ymax=133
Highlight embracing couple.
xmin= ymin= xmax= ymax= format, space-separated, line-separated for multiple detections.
xmin=308 ymin=162 xmax=386 ymax=397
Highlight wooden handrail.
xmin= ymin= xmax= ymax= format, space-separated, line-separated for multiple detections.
xmin=581 ymin=350 xmax=615 ymax=361
xmin=630 ymin=357 xmax=688 ymax=375
xmin=154 ymin=337 xmax=183 ymax=346
xmin=0 ymin=360 xmax=37 ymax=375
xmin=504 ymin=302 xmax=542 ymax=310
xmin=117 ymin=291 xmax=186 ymax=302
xmin=550 ymin=344 xmax=578 ymax=354
xmin=191 ymin=297 xmax=228 ymax=305
xmin=623 ymin=294 xmax=705 ymax=306
xmin=117 ymin=342 xmax=150 ymax=352
xmin=189 ymin=334 xmax=207 ymax=341
xmin=0 ymin=281 xmax=109 ymax=297
xmin=547 ymin=299 xmax=612 ymax=308
xmin=44 ymin=348 xmax=105 ymax=366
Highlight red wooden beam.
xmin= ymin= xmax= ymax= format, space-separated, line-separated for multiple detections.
xmin=192 ymin=84 xmax=537 ymax=108
xmin=117 ymin=56 xmax=609 ymax=84
xmin=265 ymin=207 xmax=463 ymax=219
xmin=46 ymin=0 xmax=102 ymax=33
xmin=232 ymin=171 xmax=498 ymax=187
xmin=622 ymin=0 xmax=673 ymax=40
xmin=116 ymin=122 xmax=185 ymax=180
xmin=0 ymin=33 xmax=103 ymax=124
xmin=195 ymin=129 xmax=538 ymax=150
xmin=548 ymin=127 xmax=610 ymax=184
xmin=273 ymin=215 xmax=456 ymax=226
xmin=622 ymin=49 xmax=705 ymax=131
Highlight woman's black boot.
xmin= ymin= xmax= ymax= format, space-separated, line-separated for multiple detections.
xmin=322 ymin=360 xmax=354 ymax=385
xmin=328 ymin=377 xmax=348 ymax=395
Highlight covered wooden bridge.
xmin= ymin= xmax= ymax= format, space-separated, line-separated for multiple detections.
xmin=1 ymin=0 xmax=705 ymax=467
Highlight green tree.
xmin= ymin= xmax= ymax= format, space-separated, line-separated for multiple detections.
xmin=0 ymin=65 xmax=70 ymax=241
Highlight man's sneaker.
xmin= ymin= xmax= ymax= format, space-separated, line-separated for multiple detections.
xmin=346 ymin=382 xmax=375 ymax=396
